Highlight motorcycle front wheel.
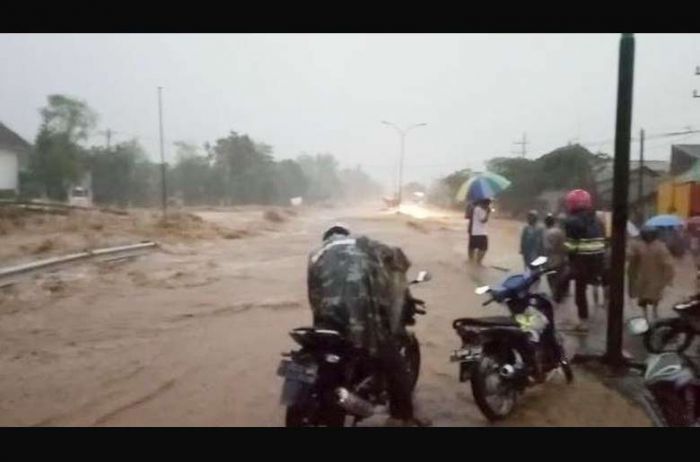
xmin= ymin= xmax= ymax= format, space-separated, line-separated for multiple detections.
xmin=471 ymin=353 xmax=518 ymax=422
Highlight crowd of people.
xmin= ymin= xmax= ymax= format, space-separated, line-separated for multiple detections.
xmin=465 ymin=188 xmax=678 ymax=332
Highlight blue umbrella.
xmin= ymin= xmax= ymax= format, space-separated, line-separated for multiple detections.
xmin=457 ymin=172 xmax=511 ymax=202
xmin=645 ymin=214 xmax=684 ymax=228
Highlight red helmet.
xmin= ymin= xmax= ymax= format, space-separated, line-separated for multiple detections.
xmin=565 ymin=189 xmax=592 ymax=213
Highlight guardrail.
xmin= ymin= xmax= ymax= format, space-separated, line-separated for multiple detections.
xmin=0 ymin=199 xmax=128 ymax=216
xmin=0 ymin=242 xmax=157 ymax=280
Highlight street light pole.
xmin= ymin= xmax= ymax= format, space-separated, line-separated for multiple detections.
xmin=381 ymin=121 xmax=427 ymax=206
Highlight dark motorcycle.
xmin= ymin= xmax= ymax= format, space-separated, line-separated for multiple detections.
xmin=450 ymin=256 xmax=573 ymax=421
xmin=277 ymin=271 xmax=431 ymax=427
xmin=627 ymin=316 xmax=700 ymax=427
xmin=643 ymin=294 xmax=700 ymax=354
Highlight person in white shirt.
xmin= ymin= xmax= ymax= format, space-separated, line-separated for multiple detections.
xmin=468 ymin=198 xmax=492 ymax=265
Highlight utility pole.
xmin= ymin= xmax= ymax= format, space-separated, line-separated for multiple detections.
xmin=381 ymin=121 xmax=427 ymax=206
xmin=606 ymin=33 xmax=635 ymax=367
xmin=638 ymin=128 xmax=645 ymax=224
xmin=98 ymin=129 xmax=114 ymax=150
xmin=513 ymin=133 xmax=528 ymax=158
xmin=157 ymin=87 xmax=168 ymax=218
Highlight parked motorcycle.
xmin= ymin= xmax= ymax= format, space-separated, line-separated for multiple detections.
xmin=643 ymin=294 xmax=700 ymax=354
xmin=627 ymin=316 xmax=699 ymax=427
xmin=451 ymin=256 xmax=573 ymax=421
xmin=277 ymin=270 xmax=431 ymax=427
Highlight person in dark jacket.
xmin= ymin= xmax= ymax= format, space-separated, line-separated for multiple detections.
xmin=561 ymin=190 xmax=606 ymax=332
xmin=543 ymin=213 xmax=567 ymax=303
xmin=520 ymin=210 xmax=544 ymax=269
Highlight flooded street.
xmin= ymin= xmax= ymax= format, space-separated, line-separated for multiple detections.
xmin=0 ymin=205 xmax=649 ymax=426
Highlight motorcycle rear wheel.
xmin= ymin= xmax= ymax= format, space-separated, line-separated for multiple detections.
xmin=471 ymin=353 xmax=518 ymax=421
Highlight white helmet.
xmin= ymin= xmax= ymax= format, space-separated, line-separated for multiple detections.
xmin=322 ymin=223 xmax=350 ymax=241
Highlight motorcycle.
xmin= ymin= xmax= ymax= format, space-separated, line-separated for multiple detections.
xmin=626 ymin=316 xmax=700 ymax=427
xmin=277 ymin=270 xmax=431 ymax=427
xmin=643 ymin=294 xmax=700 ymax=354
xmin=450 ymin=256 xmax=573 ymax=421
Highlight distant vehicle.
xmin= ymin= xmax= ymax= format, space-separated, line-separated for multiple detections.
xmin=382 ymin=196 xmax=399 ymax=208
xmin=68 ymin=186 xmax=91 ymax=208
xmin=411 ymin=191 xmax=426 ymax=204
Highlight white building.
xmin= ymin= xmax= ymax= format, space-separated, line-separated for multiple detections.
xmin=0 ymin=122 xmax=31 ymax=194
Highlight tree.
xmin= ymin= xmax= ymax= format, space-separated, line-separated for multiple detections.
xmin=40 ymin=94 xmax=97 ymax=143
xmin=211 ymin=131 xmax=275 ymax=205
xmin=170 ymin=141 xmax=215 ymax=205
xmin=338 ymin=165 xmax=382 ymax=201
xmin=297 ymin=153 xmax=341 ymax=203
xmin=89 ymin=140 xmax=147 ymax=207
xmin=427 ymin=168 xmax=471 ymax=208
xmin=30 ymin=95 xmax=98 ymax=200
xmin=486 ymin=144 xmax=603 ymax=217
xmin=273 ymin=159 xmax=308 ymax=204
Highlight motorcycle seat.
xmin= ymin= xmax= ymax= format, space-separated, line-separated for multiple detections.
xmin=289 ymin=327 xmax=350 ymax=350
xmin=453 ymin=316 xmax=519 ymax=328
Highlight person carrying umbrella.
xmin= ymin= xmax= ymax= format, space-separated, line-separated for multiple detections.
xmin=468 ymin=198 xmax=492 ymax=265
xmin=462 ymin=172 xmax=510 ymax=265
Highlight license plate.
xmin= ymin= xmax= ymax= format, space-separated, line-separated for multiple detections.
xmin=280 ymin=378 xmax=312 ymax=405
xmin=277 ymin=360 xmax=318 ymax=384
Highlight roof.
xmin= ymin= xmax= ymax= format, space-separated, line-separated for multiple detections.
xmin=0 ymin=122 xmax=31 ymax=153
xmin=673 ymin=144 xmax=700 ymax=160
xmin=593 ymin=159 xmax=669 ymax=185
xmin=675 ymin=161 xmax=700 ymax=183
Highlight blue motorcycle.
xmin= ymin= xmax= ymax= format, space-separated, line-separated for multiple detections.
xmin=451 ymin=256 xmax=573 ymax=421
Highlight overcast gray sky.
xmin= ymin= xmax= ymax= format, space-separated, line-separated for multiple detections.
xmin=2 ymin=33 xmax=700 ymax=190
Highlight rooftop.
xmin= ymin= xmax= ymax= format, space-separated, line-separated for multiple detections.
xmin=0 ymin=122 xmax=31 ymax=153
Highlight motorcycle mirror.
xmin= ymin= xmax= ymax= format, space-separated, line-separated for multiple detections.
xmin=626 ymin=317 xmax=650 ymax=336
xmin=412 ymin=270 xmax=432 ymax=284
xmin=530 ymin=256 xmax=548 ymax=267
xmin=475 ymin=285 xmax=491 ymax=295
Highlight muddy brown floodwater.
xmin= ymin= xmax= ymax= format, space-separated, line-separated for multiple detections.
xmin=0 ymin=204 xmax=649 ymax=426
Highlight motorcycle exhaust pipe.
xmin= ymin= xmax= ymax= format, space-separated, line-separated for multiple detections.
xmin=335 ymin=387 xmax=374 ymax=418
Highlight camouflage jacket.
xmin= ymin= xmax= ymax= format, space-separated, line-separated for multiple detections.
xmin=307 ymin=234 xmax=411 ymax=355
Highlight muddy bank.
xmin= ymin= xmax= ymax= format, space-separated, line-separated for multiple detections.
xmin=0 ymin=206 xmax=299 ymax=267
